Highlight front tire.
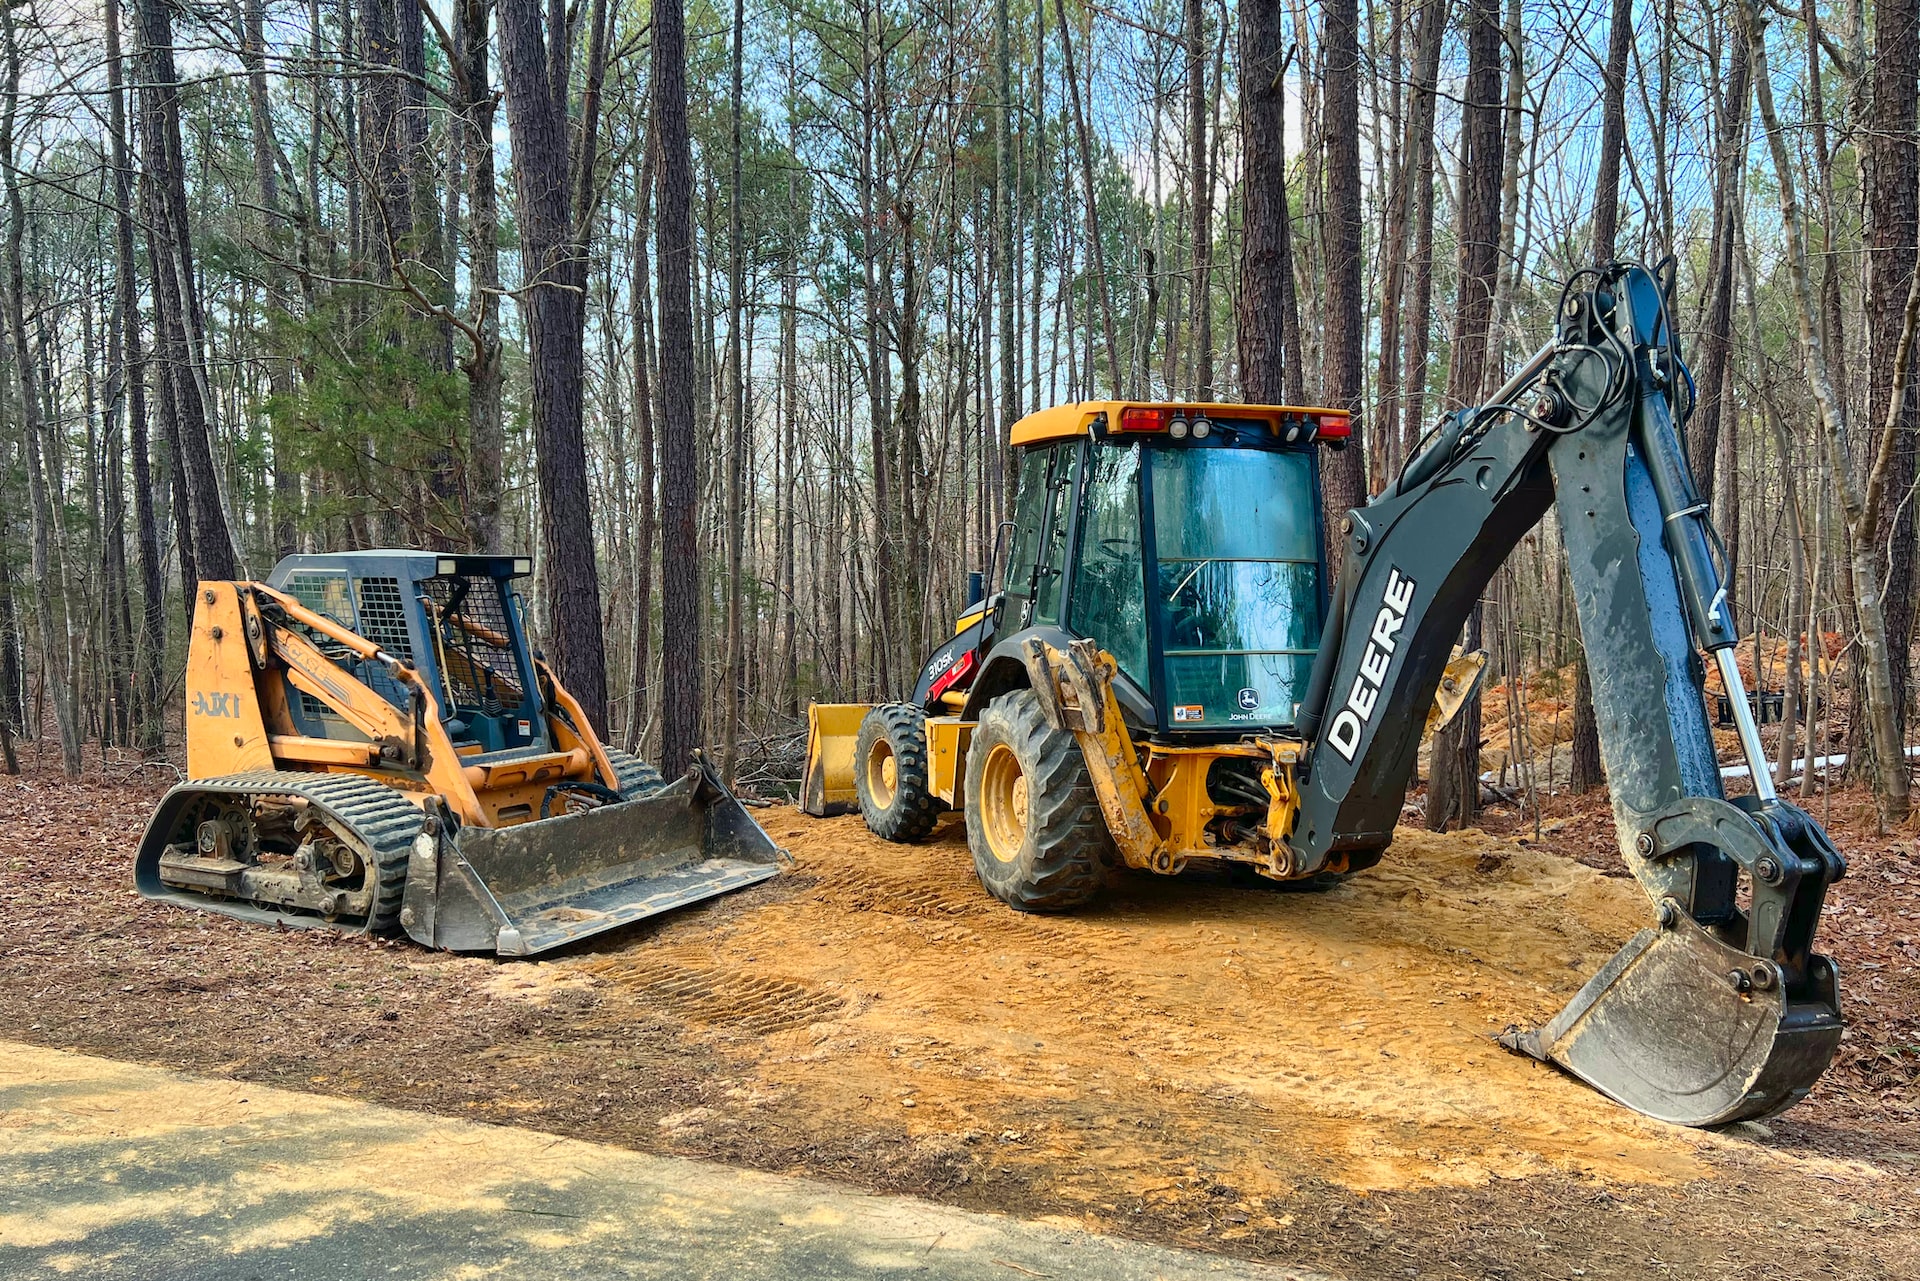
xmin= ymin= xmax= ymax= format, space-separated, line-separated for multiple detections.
xmin=855 ymin=704 xmax=943 ymax=842
xmin=963 ymin=689 xmax=1111 ymax=912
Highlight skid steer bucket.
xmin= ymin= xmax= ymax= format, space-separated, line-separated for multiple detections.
xmin=403 ymin=762 xmax=784 ymax=956
xmin=1500 ymin=909 xmax=1843 ymax=1126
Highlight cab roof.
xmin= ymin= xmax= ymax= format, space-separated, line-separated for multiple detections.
xmin=1008 ymin=400 xmax=1350 ymax=447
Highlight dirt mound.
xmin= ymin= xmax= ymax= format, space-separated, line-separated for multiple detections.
xmin=571 ymin=808 xmax=1709 ymax=1207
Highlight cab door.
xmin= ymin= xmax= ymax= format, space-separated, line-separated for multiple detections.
xmin=999 ymin=441 xmax=1082 ymax=631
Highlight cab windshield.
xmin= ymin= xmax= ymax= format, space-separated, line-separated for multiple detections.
xmin=1149 ymin=445 xmax=1322 ymax=728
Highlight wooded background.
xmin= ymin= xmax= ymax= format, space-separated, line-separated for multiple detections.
xmin=3 ymin=0 xmax=1917 ymax=826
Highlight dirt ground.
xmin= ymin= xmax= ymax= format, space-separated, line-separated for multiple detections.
xmin=1 ymin=764 xmax=1916 ymax=1279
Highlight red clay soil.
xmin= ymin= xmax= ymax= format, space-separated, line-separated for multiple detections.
xmin=0 ymin=760 xmax=1914 ymax=1280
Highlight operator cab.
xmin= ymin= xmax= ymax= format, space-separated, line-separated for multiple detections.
xmin=268 ymin=551 xmax=551 ymax=759
xmin=916 ymin=401 xmax=1348 ymax=738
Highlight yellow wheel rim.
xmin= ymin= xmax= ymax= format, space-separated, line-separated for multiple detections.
xmin=979 ymin=743 xmax=1029 ymax=863
xmin=865 ymin=737 xmax=898 ymax=809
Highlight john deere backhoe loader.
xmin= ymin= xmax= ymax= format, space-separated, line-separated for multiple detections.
xmin=136 ymin=550 xmax=780 ymax=955
xmin=804 ymin=262 xmax=1846 ymax=1126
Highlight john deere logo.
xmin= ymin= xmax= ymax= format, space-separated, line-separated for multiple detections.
xmin=1237 ymin=688 xmax=1260 ymax=711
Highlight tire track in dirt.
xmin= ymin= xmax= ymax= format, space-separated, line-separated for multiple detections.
xmin=582 ymin=959 xmax=847 ymax=1036
xmin=561 ymin=807 xmax=1717 ymax=1214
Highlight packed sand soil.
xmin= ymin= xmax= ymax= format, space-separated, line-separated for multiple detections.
xmin=1 ymin=767 xmax=1915 ymax=1279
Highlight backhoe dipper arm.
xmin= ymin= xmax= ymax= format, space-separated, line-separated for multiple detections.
xmin=1290 ymin=263 xmax=1844 ymax=1126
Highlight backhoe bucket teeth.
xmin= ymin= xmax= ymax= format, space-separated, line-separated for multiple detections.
xmin=1500 ymin=910 xmax=1842 ymax=1126
xmin=406 ymin=764 xmax=784 ymax=956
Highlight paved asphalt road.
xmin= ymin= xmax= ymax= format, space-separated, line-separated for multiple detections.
xmin=0 ymin=1041 xmax=1327 ymax=1280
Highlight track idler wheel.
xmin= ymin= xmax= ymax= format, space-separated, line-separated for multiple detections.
xmin=1499 ymin=901 xmax=1842 ymax=1126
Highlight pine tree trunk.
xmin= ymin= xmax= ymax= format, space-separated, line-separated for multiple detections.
xmin=1238 ymin=0 xmax=1289 ymax=405
xmin=1426 ymin=0 xmax=1502 ymax=833
xmin=1399 ymin=0 xmax=1446 ymax=459
xmin=134 ymin=0 xmax=237 ymax=583
xmin=1320 ymin=0 xmax=1367 ymax=550
xmin=1867 ymin=0 xmax=1919 ymax=734
xmin=655 ymin=0 xmax=703 ymax=772
xmin=105 ymin=0 xmax=165 ymax=755
xmin=1688 ymin=27 xmax=1751 ymax=501
xmin=496 ymin=0 xmax=613 ymax=733
xmin=1 ymin=9 xmax=81 ymax=775
xmin=995 ymin=0 xmax=1017 ymax=431
xmin=1568 ymin=0 xmax=1634 ymax=795
xmin=721 ymin=0 xmax=747 ymax=782
xmin=1186 ymin=0 xmax=1211 ymax=398
xmin=1371 ymin=0 xmax=1409 ymax=485
xmin=457 ymin=0 xmax=505 ymax=551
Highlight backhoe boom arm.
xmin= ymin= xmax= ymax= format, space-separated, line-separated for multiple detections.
xmin=1291 ymin=263 xmax=1845 ymax=1125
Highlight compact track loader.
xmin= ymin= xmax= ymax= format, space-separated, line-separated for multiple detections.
xmin=137 ymin=551 xmax=780 ymax=955
xmin=804 ymin=262 xmax=1846 ymax=1126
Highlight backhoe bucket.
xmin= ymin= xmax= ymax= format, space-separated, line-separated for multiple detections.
xmin=1500 ymin=909 xmax=1842 ymax=1126
xmin=403 ymin=763 xmax=784 ymax=956
xmin=801 ymin=703 xmax=870 ymax=817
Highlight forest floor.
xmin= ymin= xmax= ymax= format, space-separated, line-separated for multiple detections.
xmin=0 ymin=763 xmax=1915 ymax=1279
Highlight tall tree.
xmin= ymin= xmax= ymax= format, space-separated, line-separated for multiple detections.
xmin=1 ymin=5 xmax=81 ymax=775
xmin=496 ymin=0 xmax=614 ymax=732
xmin=721 ymin=0 xmax=748 ymax=781
xmin=1687 ymin=13 xmax=1751 ymax=504
xmin=1398 ymin=0 xmax=1447 ymax=459
xmin=1740 ymin=0 xmax=1911 ymax=825
xmin=105 ymin=0 xmax=164 ymax=753
xmin=451 ymin=0 xmax=505 ymax=548
xmin=995 ymin=0 xmax=1017 ymax=433
xmin=1238 ymin=0 xmax=1291 ymax=404
xmin=1372 ymin=0 xmax=1411 ymax=488
xmin=1568 ymin=0 xmax=1636 ymax=797
xmin=134 ymin=0 xmax=238 ymax=583
xmin=1319 ymin=0 xmax=1367 ymax=551
xmin=1425 ymin=0 xmax=1502 ymax=833
xmin=1867 ymin=0 xmax=1919 ymax=731
xmin=656 ymin=0 xmax=703 ymax=772
xmin=1186 ymin=0 xmax=1212 ymax=398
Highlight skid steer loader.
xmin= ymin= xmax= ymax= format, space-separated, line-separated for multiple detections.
xmin=136 ymin=550 xmax=780 ymax=955
xmin=803 ymin=262 xmax=1847 ymax=1127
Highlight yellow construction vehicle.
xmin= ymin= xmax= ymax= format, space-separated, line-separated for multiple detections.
xmin=136 ymin=550 xmax=780 ymax=955
xmin=804 ymin=262 xmax=1848 ymax=1127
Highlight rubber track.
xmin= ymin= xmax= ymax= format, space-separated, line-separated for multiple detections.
xmin=857 ymin=703 xmax=943 ymax=842
xmin=168 ymin=771 xmax=427 ymax=934
xmin=969 ymin=690 xmax=1110 ymax=912
xmin=603 ymin=748 xmax=669 ymax=800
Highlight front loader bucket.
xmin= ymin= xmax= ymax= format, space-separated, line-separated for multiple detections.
xmin=801 ymin=703 xmax=870 ymax=817
xmin=403 ymin=763 xmax=784 ymax=956
xmin=1500 ymin=910 xmax=1842 ymax=1126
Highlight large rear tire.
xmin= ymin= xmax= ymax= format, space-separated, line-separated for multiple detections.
xmin=964 ymin=689 xmax=1111 ymax=912
xmin=855 ymin=703 xmax=943 ymax=842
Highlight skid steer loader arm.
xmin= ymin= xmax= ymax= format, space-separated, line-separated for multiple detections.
xmin=1290 ymin=262 xmax=1845 ymax=1125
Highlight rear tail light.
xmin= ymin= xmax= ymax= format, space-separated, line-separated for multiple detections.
xmin=1118 ymin=406 xmax=1166 ymax=432
xmin=1318 ymin=414 xmax=1352 ymax=440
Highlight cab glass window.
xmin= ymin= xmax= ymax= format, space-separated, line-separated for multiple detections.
xmin=1029 ymin=443 xmax=1077 ymax=625
xmin=1150 ymin=446 xmax=1321 ymax=728
xmin=1068 ymin=444 xmax=1147 ymax=685
xmin=1001 ymin=447 xmax=1052 ymax=607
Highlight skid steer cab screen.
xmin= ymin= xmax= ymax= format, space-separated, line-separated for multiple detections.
xmin=421 ymin=574 xmax=547 ymax=754
xmin=1149 ymin=446 xmax=1322 ymax=729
